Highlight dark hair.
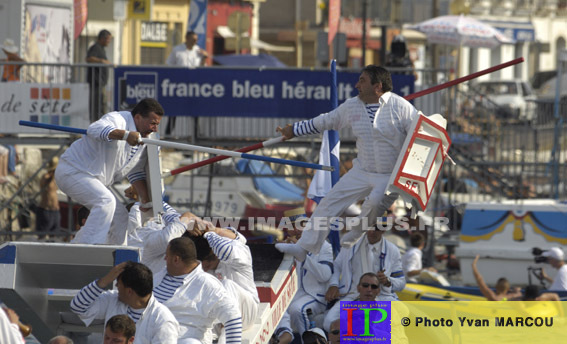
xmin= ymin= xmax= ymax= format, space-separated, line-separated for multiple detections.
xmin=361 ymin=65 xmax=393 ymax=92
xmin=358 ymin=272 xmax=379 ymax=285
xmin=168 ymin=237 xmax=197 ymax=264
xmin=185 ymin=31 xmax=197 ymax=39
xmin=98 ymin=30 xmax=112 ymax=41
xmin=105 ymin=314 xmax=136 ymax=340
xmin=117 ymin=262 xmax=153 ymax=297
xmin=410 ymin=232 xmax=425 ymax=248
xmin=131 ymin=98 xmax=164 ymax=118
xmin=189 ymin=235 xmax=215 ymax=261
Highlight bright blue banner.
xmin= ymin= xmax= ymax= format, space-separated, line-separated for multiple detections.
xmin=114 ymin=67 xmax=415 ymax=118
xmin=188 ymin=0 xmax=208 ymax=48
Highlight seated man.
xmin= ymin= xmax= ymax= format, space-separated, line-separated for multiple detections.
xmin=472 ymin=255 xmax=522 ymax=301
xmin=70 ymin=261 xmax=179 ymax=344
xmin=324 ymin=273 xmax=384 ymax=325
xmin=153 ymin=237 xmax=242 ymax=343
xmin=279 ymin=212 xmax=333 ymax=338
xmin=104 ymin=314 xmax=136 ymax=344
xmin=402 ymin=232 xmax=436 ymax=283
xmin=323 ymin=228 xmax=405 ymax=331
xmin=190 ymin=218 xmax=259 ymax=330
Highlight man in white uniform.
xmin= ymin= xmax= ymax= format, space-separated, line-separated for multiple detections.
xmin=275 ymin=65 xmax=420 ymax=261
xmin=55 ymin=98 xmax=163 ymax=244
xmin=70 ymin=261 xmax=179 ymax=344
xmin=192 ymin=222 xmax=259 ymax=330
xmin=0 ymin=306 xmax=25 ymax=344
xmin=281 ymin=216 xmax=333 ymax=338
xmin=153 ymin=237 xmax=242 ymax=344
xmin=323 ymin=229 xmax=405 ymax=331
xmin=541 ymin=247 xmax=567 ymax=291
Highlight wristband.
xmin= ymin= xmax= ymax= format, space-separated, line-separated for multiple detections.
xmin=137 ymin=134 xmax=143 ymax=144
xmin=122 ymin=130 xmax=130 ymax=140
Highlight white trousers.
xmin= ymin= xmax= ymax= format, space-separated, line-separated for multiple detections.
xmin=298 ymin=162 xmax=398 ymax=254
xmin=55 ymin=160 xmax=128 ymax=245
xmin=222 ymin=278 xmax=258 ymax=330
xmin=287 ymin=291 xmax=326 ymax=338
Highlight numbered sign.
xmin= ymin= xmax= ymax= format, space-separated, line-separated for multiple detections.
xmin=386 ymin=113 xmax=451 ymax=211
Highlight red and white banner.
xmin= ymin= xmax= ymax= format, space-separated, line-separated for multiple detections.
xmin=328 ymin=0 xmax=341 ymax=45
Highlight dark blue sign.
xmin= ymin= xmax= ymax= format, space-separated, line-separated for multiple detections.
xmin=114 ymin=67 xmax=414 ymax=118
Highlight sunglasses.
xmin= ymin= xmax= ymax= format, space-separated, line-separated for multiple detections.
xmin=330 ymin=330 xmax=340 ymax=335
xmin=361 ymin=283 xmax=379 ymax=289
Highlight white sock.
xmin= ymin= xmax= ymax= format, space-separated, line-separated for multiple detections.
xmin=275 ymin=243 xmax=307 ymax=262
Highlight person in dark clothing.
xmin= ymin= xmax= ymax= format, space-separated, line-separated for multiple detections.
xmin=87 ymin=30 xmax=113 ymax=119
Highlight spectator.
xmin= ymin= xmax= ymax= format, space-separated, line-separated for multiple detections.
xmin=1 ymin=38 xmax=25 ymax=82
xmin=55 ymin=98 xmax=164 ymax=245
xmin=402 ymin=232 xmax=436 ymax=283
xmin=70 ymin=261 xmax=179 ymax=344
xmin=86 ymin=30 xmax=113 ymax=118
xmin=103 ymin=315 xmax=135 ymax=344
xmin=165 ymin=31 xmax=208 ymax=135
xmin=47 ymin=335 xmax=73 ymax=344
xmin=36 ymin=158 xmax=60 ymax=239
xmin=189 ymin=218 xmax=259 ymax=330
xmin=153 ymin=237 xmax=242 ymax=343
xmin=522 ymin=285 xmax=560 ymax=301
xmin=323 ymin=229 xmax=405 ymax=331
xmin=541 ymin=247 xmax=567 ymax=291
xmin=0 ymin=306 xmax=25 ymax=344
xmin=471 ymin=255 xmax=521 ymax=301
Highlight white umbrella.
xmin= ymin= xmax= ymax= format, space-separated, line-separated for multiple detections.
xmin=408 ymin=14 xmax=514 ymax=49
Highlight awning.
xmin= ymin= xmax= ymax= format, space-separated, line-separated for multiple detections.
xmin=217 ymin=26 xmax=295 ymax=53
xmin=481 ymin=20 xmax=535 ymax=42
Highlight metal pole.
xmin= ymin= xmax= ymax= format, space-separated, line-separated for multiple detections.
xmin=361 ymin=0 xmax=367 ymax=67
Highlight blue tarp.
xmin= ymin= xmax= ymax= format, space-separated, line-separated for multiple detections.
xmin=236 ymin=160 xmax=304 ymax=202
xmin=213 ymin=53 xmax=287 ymax=67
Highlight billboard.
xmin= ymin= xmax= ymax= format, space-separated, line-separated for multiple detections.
xmin=115 ymin=67 xmax=415 ymax=118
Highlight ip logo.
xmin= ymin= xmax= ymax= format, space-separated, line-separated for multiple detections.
xmin=117 ymin=72 xmax=158 ymax=109
xmin=340 ymin=301 xmax=391 ymax=343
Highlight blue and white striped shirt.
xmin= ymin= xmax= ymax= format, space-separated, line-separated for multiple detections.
xmin=153 ymin=273 xmax=186 ymax=303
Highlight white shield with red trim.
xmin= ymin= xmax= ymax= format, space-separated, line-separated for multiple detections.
xmin=386 ymin=113 xmax=451 ymax=212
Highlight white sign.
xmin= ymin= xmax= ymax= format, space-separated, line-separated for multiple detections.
xmin=0 ymin=83 xmax=90 ymax=134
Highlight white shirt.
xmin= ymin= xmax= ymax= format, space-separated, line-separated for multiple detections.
xmin=127 ymin=210 xmax=187 ymax=274
xmin=549 ymin=264 xmax=567 ymax=291
xmin=70 ymin=281 xmax=179 ymax=344
xmin=59 ymin=111 xmax=147 ymax=186
xmin=204 ymin=230 xmax=259 ymax=303
xmin=153 ymin=264 xmax=242 ymax=344
xmin=402 ymin=247 xmax=422 ymax=283
xmin=166 ymin=43 xmax=203 ymax=67
xmin=0 ymin=307 xmax=24 ymax=344
xmin=293 ymin=93 xmax=419 ymax=174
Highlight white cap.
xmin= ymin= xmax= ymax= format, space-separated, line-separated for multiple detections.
xmin=542 ymin=247 xmax=564 ymax=261
xmin=304 ymin=327 xmax=327 ymax=340
xmin=1 ymin=38 xmax=18 ymax=54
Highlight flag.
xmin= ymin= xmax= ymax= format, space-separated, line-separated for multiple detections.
xmin=307 ymin=60 xmax=341 ymax=256
xmin=188 ymin=0 xmax=208 ymax=49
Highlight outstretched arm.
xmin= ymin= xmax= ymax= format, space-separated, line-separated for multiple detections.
xmin=472 ymin=255 xmax=499 ymax=301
